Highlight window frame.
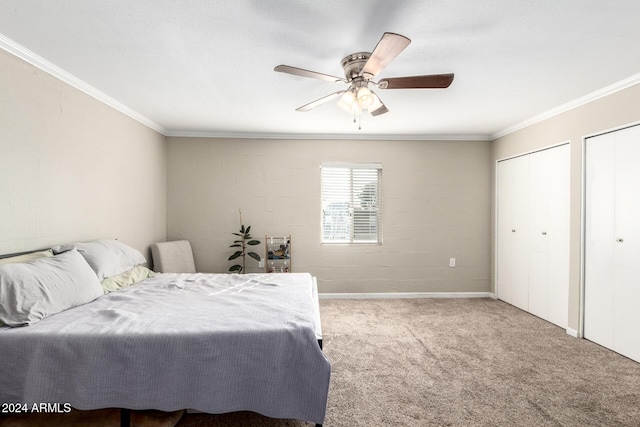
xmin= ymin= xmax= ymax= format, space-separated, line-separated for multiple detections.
xmin=321 ymin=162 xmax=382 ymax=245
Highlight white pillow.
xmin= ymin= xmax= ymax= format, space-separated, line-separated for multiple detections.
xmin=68 ymin=239 xmax=146 ymax=281
xmin=0 ymin=249 xmax=104 ymax=326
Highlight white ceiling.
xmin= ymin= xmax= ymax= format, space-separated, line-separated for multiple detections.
xmin=1 ymin=0 xmax=640 ymax=140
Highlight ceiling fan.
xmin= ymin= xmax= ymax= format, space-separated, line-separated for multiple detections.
xmin=274 ymin=32 xmax=454 ymax=120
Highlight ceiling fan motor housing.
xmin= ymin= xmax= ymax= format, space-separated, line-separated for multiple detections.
xmin=341 ymin=52 xmax=372 ymax=82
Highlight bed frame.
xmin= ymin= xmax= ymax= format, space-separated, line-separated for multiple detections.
xmin=0 ymin=248 xmax=49 ymax=259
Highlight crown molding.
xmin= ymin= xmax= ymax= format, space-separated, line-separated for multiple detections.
xmin=0 ymin=33 xmax=167 ymax=135
xmin=491 ymin=71 xmax=640 ymax=140
xmin=164 ymin=129 xmax=492 ymax=141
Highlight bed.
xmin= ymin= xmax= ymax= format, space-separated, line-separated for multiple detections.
xmin=0 ymin=240 xmax=330 ymax=426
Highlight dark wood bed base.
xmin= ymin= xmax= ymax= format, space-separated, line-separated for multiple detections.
xmin=119 ymin=408 xmax=325 ymax=427
xmin=120 ymin=409 xmax=130 ymax=427
xmin=119 ymin=410 xmax=326 ymax=426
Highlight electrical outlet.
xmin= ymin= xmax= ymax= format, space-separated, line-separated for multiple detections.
xmin=258 ymin=260 xmax=264 ymax=268
xmin=449 ymin=258 xmax=456 ymax=267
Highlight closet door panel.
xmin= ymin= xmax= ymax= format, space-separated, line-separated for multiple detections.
xmin=543 ymin=145 xmax=570 ymax=327
xmin=584 ymin=132 xmax=616 ymax=349
xmin=527 ymin=149 xmax=551 ymax=321
xmin=509 ymin=157 xmax=530 ymax=311
xmin=497 ymin=155 xmax=529 ymax=310
xmin=496 ymin=158 xmax=515 ymax=305
xmin=612 ymin=127 xmax=640 ymax=361
xmin=528 ymin=146 xmax=570 ymax=328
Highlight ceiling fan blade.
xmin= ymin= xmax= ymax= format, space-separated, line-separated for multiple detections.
xmin=295 ymin=90 xmax=346 ymax=112
xmin=368 ymin=91 xmax=388 ymax=116
xmin=360 ymin=32 xmax=411 ymax=79
xmin=378 ymin=73 xmax=454 ymax=89
xmin=275 ymin=65 xmax=347 ymax=83
xmin=370 ymin=104 xmax=389 ymax=117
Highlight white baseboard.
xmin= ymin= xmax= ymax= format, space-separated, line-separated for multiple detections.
xmin=319 ymin=292 xmax=494 ymax=300
xmin=566 ymin=327 xmax=579 ymax=338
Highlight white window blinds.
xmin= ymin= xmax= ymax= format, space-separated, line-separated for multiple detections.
xmin=321 ymin=163 xmax=382 ymax=244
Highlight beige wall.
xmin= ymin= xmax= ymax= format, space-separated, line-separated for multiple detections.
xmin=0 ymin=49 xmax=167 ymax=259
xmin=491 ymin=83 xmax=640 ymax=333
xmin=167 ymin=137 xmax=491 ymax=294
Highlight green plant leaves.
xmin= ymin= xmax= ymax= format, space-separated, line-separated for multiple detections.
xmin=228 ymin=219 xmax=261 ymax=273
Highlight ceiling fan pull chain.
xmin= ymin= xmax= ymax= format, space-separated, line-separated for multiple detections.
xmin=352 ymin=110 xmax=362 ymax=130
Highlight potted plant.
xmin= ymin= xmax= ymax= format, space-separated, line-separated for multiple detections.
xmin=228 ymin=209 xmax=261 ymax=273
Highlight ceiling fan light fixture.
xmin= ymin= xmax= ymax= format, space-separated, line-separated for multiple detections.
xmin=337 ymin=89 xmax=357 ymax=114
xmin=356 ymin=86 xmax=374 ymax=109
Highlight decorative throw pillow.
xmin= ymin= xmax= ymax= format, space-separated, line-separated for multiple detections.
xmin=0 ymin=249 xmax=104 ymax=326
xmin=100 ymin=265 xmax=157 ymax=294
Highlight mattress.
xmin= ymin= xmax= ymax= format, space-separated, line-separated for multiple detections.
xmin=0 ymin=272 xmax=330 ymax=424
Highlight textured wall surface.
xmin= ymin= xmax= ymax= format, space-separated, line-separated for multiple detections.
xmin=167 ymin=137 xmax=491 ymax=294
xmin=0 ymin=49 xmax=167 ymax=259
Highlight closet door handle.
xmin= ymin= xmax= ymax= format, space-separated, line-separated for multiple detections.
xmin=616 ymin=238 xmax=624 ymax=243
xmin=542 ymin=231 xmax=547 ymax=235
xmin=511 ymin=229 xmax=516 ymax=233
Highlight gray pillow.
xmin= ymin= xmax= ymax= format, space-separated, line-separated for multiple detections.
xmin=70 ymin=239 xmax=147 ymax=281
xmin=0 ymin=249 xmax=104 ymax=327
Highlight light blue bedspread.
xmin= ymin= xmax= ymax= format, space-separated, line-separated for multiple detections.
xmin=0 ymin=273 xmax=330 ymax=424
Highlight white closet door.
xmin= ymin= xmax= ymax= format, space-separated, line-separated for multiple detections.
xmin=528 ymin=145 xmax=569 ymax=328
xmin=612 ymin=126 xmax=640 ymax=361
xmin=497 ymin=155 xmax=529 ymax=311
xmin=527 ymin=150 xmax=550 ymax=320
xmin=545 ymin=145 xmax=570 ymax=328
xmin=498 ymin=145 xmax=569 ymax=329
xmin=584 ymin=132 xmax=616 ymax=349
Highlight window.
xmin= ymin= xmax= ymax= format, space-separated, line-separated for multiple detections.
xmin=321 ymin=163 xmax=382 ymax=244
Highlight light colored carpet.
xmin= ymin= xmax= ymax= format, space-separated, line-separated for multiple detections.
xmin=2 ymin=298 xmax=639 ymax=426
xmin=318 ymin=298 xmax=640 ymax=426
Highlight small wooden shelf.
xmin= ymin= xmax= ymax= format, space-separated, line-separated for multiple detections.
xmin=265 ymin=235 xmax=291 ymax=273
